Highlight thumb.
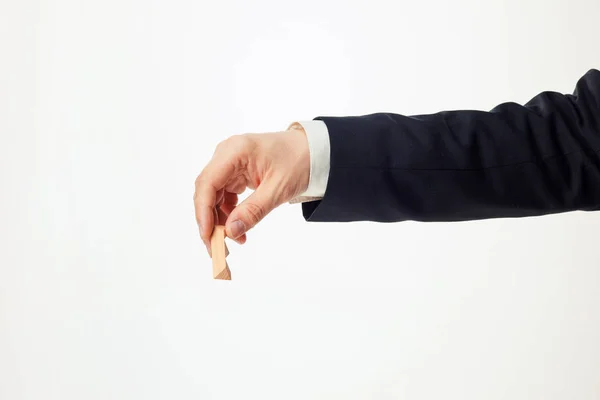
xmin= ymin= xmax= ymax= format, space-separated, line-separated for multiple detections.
xmin=225 ymin=183 xmax=278 ymax=239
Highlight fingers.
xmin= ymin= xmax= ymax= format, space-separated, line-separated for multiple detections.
xmin=216 ymin=207 xmax=227 ymax=226
xmin=215 ymin=188 xmax=225 ymax=206
xmin=222 ymin=209 xmax=247 ymax=244
xmin=225 ymin=182 xmax=278 ymax=240
xmin=218 ymin=192 xmax=248 ymax=244
xmin=194 ymin=154 xmax=236 ymax=252
xmin=225 ymin=176 xmax=247 ymax=194
xmin=219 ymin=192 xmax=238 ymax=215
xmin=224 ymin=191 xmax=238 ymax=205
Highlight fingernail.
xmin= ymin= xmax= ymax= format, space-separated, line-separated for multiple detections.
xmin=229 ymin=220 xmax=246 ymax=239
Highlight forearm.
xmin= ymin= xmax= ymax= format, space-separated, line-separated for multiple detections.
xmin=303 ymin=69 xmax=600 ymax=222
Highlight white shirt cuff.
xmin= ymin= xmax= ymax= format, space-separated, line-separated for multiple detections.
xmin=288 ymin=120 xmax=330 ymax=203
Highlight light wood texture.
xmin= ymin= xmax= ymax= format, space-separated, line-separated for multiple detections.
xmin=210 ymin=225 xmax=231 ymax=280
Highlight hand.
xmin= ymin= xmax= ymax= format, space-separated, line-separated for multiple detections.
xmin=194 ymin=127 xmax=310 ymax=254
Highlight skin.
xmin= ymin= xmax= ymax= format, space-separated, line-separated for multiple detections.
xmin=193 ymin=125 xmax=310 ymax=255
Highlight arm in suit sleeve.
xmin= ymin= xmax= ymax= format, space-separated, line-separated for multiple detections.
xmin=302 ymin=69 xmax=600 ymax=222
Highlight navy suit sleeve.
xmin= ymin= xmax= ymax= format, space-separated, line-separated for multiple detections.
xmin=302 ymin=69 xmax=600 ymax=222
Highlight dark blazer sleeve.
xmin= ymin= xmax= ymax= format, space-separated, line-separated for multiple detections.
xmin=302 ymin=69 xmax=600 ymax=223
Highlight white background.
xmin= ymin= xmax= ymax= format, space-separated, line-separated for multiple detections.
xmin=1 ymin=0 xmax=600 ymax=399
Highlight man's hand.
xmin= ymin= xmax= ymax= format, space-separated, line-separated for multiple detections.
xmin=194 ymin=127 xmax=310 ymax=254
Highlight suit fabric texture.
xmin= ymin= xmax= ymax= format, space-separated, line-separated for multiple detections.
xmin=302 ymin=69 xmax=600 ymax=223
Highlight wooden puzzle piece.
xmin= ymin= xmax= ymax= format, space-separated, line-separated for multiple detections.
xmin=210 ymin=225 xmax=231 ymax=280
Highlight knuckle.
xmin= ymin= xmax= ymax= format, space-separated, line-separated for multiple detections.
xmin=244 ymin=202 xmax=265 ymax=225
xmin=194 ymin=174 xmax=205 ymax=187
xmin=214 ymin=135 xmax=250 ymax=157
xmin=215 ymin=138 xmax=229 ymax=151
xmin=231 ymin=134 xmax=255 ymax=153
xmin=194 ymin=173 xmax=215 ymax=192
xmin=215 ymin=134 xmax=257 ymax=160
